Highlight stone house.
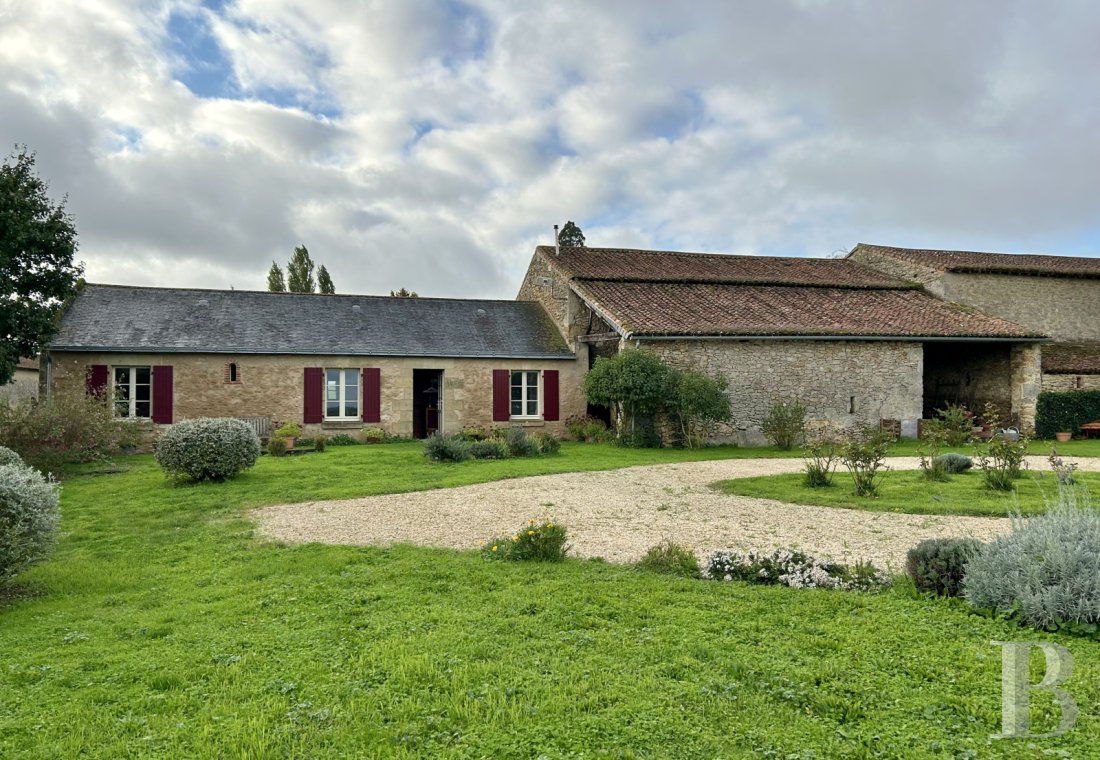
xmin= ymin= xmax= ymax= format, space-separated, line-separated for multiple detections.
xmin=518 ymin=245 xmax=1046 ymax=444
xmin=2 ymin=357 xmax=40 ymax=401
xmin=848 ymin=244 xmax=1100 ymax=397
xmin=47 ymin=285 xmax=585 ymax=439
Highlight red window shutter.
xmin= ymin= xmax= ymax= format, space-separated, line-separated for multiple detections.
xmin=151 ymin=366 xmax=173 ymax=424
xmin=492 ymin=369 xmax=510 ymax=422
xmin=543 ymin=369 xmax=560 ymax=421
xmin=304 ymin=367 xmax=324 ymax=424
xmin=86 ymin=364 xmax=108 ymax=397
xmin=362 ymin=368 xmax=381 ymax=423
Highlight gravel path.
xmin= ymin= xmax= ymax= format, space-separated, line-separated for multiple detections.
xmin=253 ymin=455 xmax=1100 ymax=570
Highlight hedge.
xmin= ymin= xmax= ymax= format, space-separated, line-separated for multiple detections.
xmin=1035 ymin=390 xmax=1100 ymax=439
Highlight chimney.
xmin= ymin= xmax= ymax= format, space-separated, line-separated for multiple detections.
xmin=554 ymin=224 xmax=560 ymax=257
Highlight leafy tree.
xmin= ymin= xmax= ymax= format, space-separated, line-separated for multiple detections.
xmin=266 ymin=261 xmax=286 ymax=292
xmin=0 ymin=147 xmax=83 ymax=385
xmin=583 ymin=349 xmax=675 ymax=436
xmin=558 ymin=220 xmax=585 ymax=247
xmin=390 ymin=288 xmax=419 ymax=298
xmin=317 ymin=264 xmax=335 ymax=294
xmin=673 ymin=371 xmax=732 ymax=448
xmin=286 ymin=245 xmax=316 ymax=293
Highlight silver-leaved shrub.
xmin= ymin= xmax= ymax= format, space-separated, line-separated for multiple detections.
xmin=963 ymin=488 xmax=1100 ymax=630
xmin=153 ymin=418 xmax=261 ymax=481
xmin=0 ymin=445 xmax=23 ymax=467
xmin=0 ymin=460 xmax=61 ymax=584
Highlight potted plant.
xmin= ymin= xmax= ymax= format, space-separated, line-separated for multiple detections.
xmin=1055 ymin=431 xmax=1073 ymax=442
xmin=361 ymin=426 xmax=385 ymax=444
xmin=274 ymin=421 xmax=303 ymax=449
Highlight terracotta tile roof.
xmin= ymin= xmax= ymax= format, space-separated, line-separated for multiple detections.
xmin=574 ymin=280 xmax=1044 ymax=339
xmin=1042 ymin=343 xmax=1100 ymax=374
xmin=537 ymin=246 xmax=913 ymax=288
xmin=854 ymin=244 xmax=1100 ymax=279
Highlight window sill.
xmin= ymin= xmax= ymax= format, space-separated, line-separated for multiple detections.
xmin=509 ymin=418 xmax=545 ymax=427
xmin=322 ymin=420 xmax=363 ymax=430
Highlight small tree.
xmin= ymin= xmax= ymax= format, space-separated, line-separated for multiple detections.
xmin=0 ymin=147 xmax=83 ymax=385
xmin=558 ymin=221 xmax=585 ymax=247
xmin=673 ymin=370 xmax=731 ymax=447
xmin=266 ymin=261 xmax=286 ymax=292
xmin=390 ymin=288 xmax=419 ymax=298
xmin=583 ymin=349 xmax=674 ymax=437
xmin=317 ymin=265 xmax=335 ymax=294
xmin=286 ymin=245 xmax=316 ymax=293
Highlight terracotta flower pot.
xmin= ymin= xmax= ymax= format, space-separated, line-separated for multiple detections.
xmin=1055 ymin=431 xmax=1072 ymax=442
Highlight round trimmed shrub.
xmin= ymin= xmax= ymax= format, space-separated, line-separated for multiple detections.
xmin=153 ymin=418 xmax=261 ymax=481
xmin=0 ymin=461 xmax=61 ymax=584
xmin=934 ymin=452 xmax=973 ymax=474
xmin=905 ymin=538 xmax=982 ymax=597
xmin=0 ymin=446 xmax=23 ymax=467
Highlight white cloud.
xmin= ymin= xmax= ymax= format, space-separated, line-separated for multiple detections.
xmin=1 ymin=0 xmax=1099 ymax=300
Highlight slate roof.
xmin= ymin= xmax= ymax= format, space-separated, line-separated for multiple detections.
xmin=537 ymin=246 xmax=1044 ymax=340
xmin=536 ymin=245 xmax=911 ymax=288
xmin=1042 ymin=343 xmax=1100 ymax=374
xmin=853 ymin=244 xmax=1100 ymax=279
xmin=51 ymin=285 xmax=574 ymax=359
xmin=574 ymin=280 xmax=1044 ymax=339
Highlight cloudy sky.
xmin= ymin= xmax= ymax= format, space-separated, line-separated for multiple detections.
xmin=2 ymin=1 xmax=1098 ymax=298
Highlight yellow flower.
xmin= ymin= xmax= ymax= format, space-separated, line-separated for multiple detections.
xmin=527 ymin=530 xmax=535 ymax=536
xmin=547 ymin=523 xmax=554 ymax=528
xmin=513 ymin=534 xmax=520 ymax=541
xmin=491 ymin=545 xmax=498 ymax=552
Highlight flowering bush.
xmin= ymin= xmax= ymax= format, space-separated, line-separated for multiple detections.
xmin=458 ymin=425 xmax=488 ymax=441
xmin=802 ymin=434 xmax=840 ymax=488
xmin=704 ymin=547 xmax=891 ymax=591
xmin=841 ymin=426 xmax=892 ymax=497
xmin=935 ymin=403 xmax=975 ymax=446
xmin=1048 ymin=448 xmax=1078 ymax=486
xmin=153 ymin=417 xmax=262 ymax=481
xmin=974 ymin=404 xmax=1028 ymax=491
xmin=482 ymin=519 xmax=569 ymax=562
xmin=529 ymin=432 xmax=561 ymax=456
xmin=423 ymin=434 xmax=470 ymax=462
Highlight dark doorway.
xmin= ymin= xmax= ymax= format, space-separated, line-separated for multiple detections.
xmin=413 ymin=369 xmax=443 ymax=439
xmin=923 ymin=342 xmax=1013 ymax=419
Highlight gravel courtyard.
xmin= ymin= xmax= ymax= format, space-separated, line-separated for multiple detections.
xmin=254 ymin=455 xmax=1098 ymax=570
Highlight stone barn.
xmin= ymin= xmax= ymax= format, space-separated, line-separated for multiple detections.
xmin=519 ymin=245 xmax=1044 ymax=444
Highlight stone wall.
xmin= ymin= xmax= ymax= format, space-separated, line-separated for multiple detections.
xmin=941 ymin=272 xmax=1100 ymax=341
xmin=846 ymin=248 xmax=945 ymax=294
xmin=49 ymin=352 xmax=586 ymax=438
xmin=2 ymin=367 xmax=39 ymax=401
xmin=1010 ymin=343 xmax=1042 ymax=433
xmin=1042 ymin=373 xmax=1100 ymax=393
xmin=639 ymin=338 xmax=924 ymax=445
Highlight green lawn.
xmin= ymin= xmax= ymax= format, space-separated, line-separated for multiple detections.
xmin=2 ymin=442 xmax=1098 ymax=757
xmin=718 ymin=468 xmax=1100 ymax=517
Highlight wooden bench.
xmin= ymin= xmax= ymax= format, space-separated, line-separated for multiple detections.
xmin=1080 ymin=420 xmax=1100 ymax=439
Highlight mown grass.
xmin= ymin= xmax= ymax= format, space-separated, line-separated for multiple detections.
xmin=1 ymin=441 xmax=1098 ymax=757
xmin=719 ymin=468 xmax=1100 ymax=517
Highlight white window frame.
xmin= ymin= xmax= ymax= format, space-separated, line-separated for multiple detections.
xmin=324 ymin=368 xmax=361 ymax=421
xmin=509 ymin=369 xmax=542 ymax=420
xmin=112 ymin=365 xmax=152 ymax=419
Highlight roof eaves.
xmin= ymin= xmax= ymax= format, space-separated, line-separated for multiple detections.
xmin=48 ymin=346 xmax=575 ymax=360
